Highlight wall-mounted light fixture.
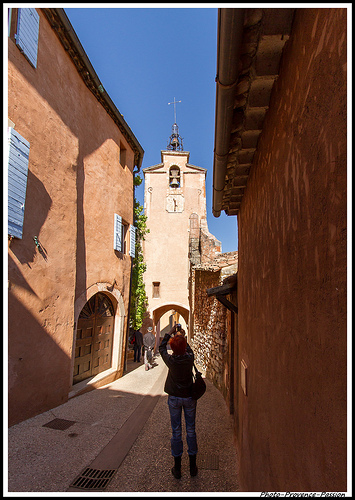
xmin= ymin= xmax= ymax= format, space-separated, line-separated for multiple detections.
xmin=107 ymin=279 xmax=117 ymax=292
xmin=33 ymin=236 xmax=41 ymax=250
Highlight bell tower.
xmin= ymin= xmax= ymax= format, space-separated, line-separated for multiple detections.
xmin=142 ymin=103 xmax=211 ymax=341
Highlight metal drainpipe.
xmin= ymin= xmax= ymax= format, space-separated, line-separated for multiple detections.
xmin=212 ymin=8 xmax=245 ymax=217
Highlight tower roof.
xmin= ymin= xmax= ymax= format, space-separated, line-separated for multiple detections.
xmin=167 ymin=122 xmax=183 ymax=151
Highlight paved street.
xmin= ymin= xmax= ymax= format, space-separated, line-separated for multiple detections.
xmin=7 ymin=353 xmax=239 ymax=494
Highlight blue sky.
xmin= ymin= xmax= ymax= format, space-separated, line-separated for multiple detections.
xmin=65 ymin=6 xmax=238 ymax=252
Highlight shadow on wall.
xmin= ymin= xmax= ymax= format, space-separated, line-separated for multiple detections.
xmin=8 ymin=253 xmax=38 ymax=298
xmin=8 ymin=293 xmax=71 ymax=427
xmin=74 ymin=150 xmax=86 ymax=301
xmin=9 ymin=169 xmax=52 ymax=266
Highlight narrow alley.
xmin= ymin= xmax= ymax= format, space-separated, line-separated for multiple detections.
xmin=7 ymin=6 xmax=348 ymax=494
xmin=7 ymin=352 xmax=239 ymax=493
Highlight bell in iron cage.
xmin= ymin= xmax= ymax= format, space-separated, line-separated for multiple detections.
xmin=170 ymin=176 xmax=179 ymax=188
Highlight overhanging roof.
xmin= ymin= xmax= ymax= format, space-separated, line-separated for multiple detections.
xmin=213 ymin=8 xmax=295 ymax=216
xmin=207 ymin=273 xmax=238 ymax=313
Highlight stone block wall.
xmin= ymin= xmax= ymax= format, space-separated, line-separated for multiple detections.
xmin=189 ymin=251 xmax=238 ymax=398
xmin=199 ymin=225 xmax=222 ymax=265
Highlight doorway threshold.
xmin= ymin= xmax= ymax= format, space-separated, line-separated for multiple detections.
xmin=69 ymin=368 xmax=119 ymax=399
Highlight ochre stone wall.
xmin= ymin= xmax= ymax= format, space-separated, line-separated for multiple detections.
xmin=236 ymin=8 xmax=347 ymax=492
xmin=8 ymin=9 xmax=136 ymax=425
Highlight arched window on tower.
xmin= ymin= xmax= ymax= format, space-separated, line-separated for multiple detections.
xmin=169 ymin=166 xmax=180 ymax=188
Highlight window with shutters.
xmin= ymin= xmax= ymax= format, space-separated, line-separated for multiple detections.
xmin=14 ymin=8 xmax=40 ymax=68
xmin=114 ymin=214 xmax=122 ymax=252
xmin=114 ymin=213 xmax=136 ymax=257
xmin=122 ymin=221 xmax=129 ymax=254
xmin=7 ymin=128 xmax=30 ymax=239
xmin=8 ymin=8 xmax=13 ymax=37
xmin=129 ymin=225 xmax=136 ymax=258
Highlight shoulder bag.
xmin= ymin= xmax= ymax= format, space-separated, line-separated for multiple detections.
xmin=191 ymin=362 xmax=206 ymax=400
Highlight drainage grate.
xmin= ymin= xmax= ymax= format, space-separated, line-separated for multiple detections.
xmin=42 ymin=418 xmax=76 ymax=431
xmin=70 ymin=468 xmax=116 ymax=490
xmin=198 ymin=453 xmax=219 ymax=470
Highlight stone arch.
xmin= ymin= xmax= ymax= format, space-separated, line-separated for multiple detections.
xmin=70 ymin=282 xmax=126 ymax=395
xmin=152 ymin=302 xmax=189 ymax=324
xmin=149 ymin=302 xmax=190 ymax=346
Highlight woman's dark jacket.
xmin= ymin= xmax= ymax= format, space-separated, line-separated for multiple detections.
xmin=159 ymin=333 xmax=194 ymax=398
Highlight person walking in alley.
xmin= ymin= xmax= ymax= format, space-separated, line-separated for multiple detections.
xmin=133 ymin=328 xmax=143 ymax=362
xmin=143 ymin=327 xmax=156 ymax=370
xmin=159 ymin=323 xmax=198 ymax=479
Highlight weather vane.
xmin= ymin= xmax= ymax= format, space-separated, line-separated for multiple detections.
xmin=168 ymin=97 xmax=181 ymax=124
xmin=167 ymin=97 xmax=183 ymax=151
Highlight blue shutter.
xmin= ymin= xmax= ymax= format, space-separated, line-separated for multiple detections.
xmin=129 ymin=226 xmax=136 ymax=258
xmin=15 ymin=8 xmax=40 ymax=68
xmin=8 ymin=128 xmax=30 ymax=239
xmin=114 ymin=214 xmax=122 ymax=252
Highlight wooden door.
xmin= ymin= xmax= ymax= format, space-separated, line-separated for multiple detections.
xmin=73 ymin=293 xmax=114 ymax=384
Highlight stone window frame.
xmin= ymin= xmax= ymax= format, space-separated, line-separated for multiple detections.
xmin=152 ymin=281 xmax=160 ymax=298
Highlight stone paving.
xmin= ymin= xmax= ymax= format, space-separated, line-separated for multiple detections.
xmin=7 ymin=353 xmax=239 ymax=494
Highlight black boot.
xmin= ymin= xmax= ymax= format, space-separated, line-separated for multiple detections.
xmin=189 ymin=454 xmax=198 ymax=476
xmin=171 ymin=456 xmax=182 ymax=479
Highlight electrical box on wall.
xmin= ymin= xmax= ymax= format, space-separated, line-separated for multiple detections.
xmin=241 ymin=359 xmax=248 ymax=396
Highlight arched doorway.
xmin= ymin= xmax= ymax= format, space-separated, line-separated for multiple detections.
xmin=73 ymin=292 xmax=115 ymax=384
xmin=150 ymin=303 xmax=189 ymax=346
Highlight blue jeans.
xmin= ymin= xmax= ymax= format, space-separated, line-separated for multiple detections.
xmin=168 ymin=395 xmax=198 ymax=457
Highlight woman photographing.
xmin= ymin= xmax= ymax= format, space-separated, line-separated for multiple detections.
xmin=159 ymin=323 xmax=198 ymax=479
